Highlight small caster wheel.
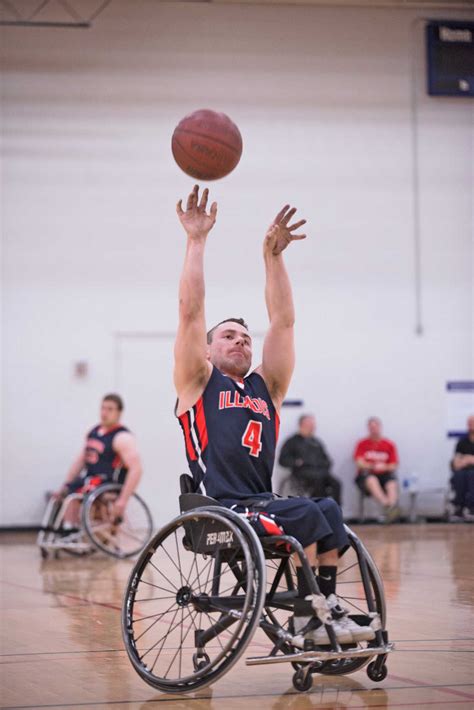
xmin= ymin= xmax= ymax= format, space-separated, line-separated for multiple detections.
xmin=291 ymin=660 xmax=310 ymax=671
xmin=367 ymin=661 xmax=388 ymax=682
xmin=292 ymin=669 xmax=313 ymax=692
xmin=192 ymin=652 xmax=210 ymax=671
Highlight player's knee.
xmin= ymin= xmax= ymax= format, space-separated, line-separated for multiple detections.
xmin=317 ymin=496 xmax=344 ymax=524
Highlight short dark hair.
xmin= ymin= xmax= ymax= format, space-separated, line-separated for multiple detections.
xmin=207 ymin=317 xmax=249 ymax=344
xmin=368 ymin=416 xmax=381 ymax=425
xmin=102 ymin=393 xmax=124 ymax=411
xmin=298 ymin=414 xmax=313 ymax=426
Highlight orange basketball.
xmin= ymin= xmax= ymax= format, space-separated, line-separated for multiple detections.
xmin=171 ymin=109 xmax=243 ymax=181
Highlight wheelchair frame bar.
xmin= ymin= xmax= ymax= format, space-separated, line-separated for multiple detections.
xmin=37 ymin=493 xmax=86 ymax=549
xmin=246 ymin=642 xmax=395 ymax=666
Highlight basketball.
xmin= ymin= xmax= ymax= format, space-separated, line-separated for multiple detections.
xmin=171 ymin=109 xmax=243 ymax=181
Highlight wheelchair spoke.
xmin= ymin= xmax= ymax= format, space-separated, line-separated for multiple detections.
xmin=163 ymin=606 xmax=195 ymax=680
xmin=186 ymin=553 xmax=213 ymax=594
xmin=134 ymin=594 xmax=176 ymax=602
xmin=204 ymin=554 xmax=214 ymax=590
xmin=200 ymin=609 xmax=227 ymax=654
xmin=133 ymin=607 xmax=178 ymax=624
xmin=134 ymin=599 xmax=178 ymax=641
xmin=337 ymin=561 xmax=359 ymax=577
xmin=147 ymin=607 xmax=180 ymax=671
xmin=338 ymin=598 xmax=368 ymax=615
xmin=189 ymin=550 xmax=240 ymax=595
xmin=143 ymin=606 xmax=194 ymax=665
xmin=174 ymin=530 xmax=184 ymax=589
xmin=160 ymin=540 xmax=187 ymax=580
xmin=147 ymin=559 xmax=179 ymax=591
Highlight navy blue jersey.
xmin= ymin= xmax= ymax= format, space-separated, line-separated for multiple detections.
xmin=84 ymin=424 xmax=129 ymax=480
xmin=178 ymin=366 xmax=280 ymax=502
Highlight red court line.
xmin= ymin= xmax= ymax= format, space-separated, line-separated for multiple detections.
xmin=390 ymin=673 xmax=474 ymax=701
xmin=334 ymin=703 xmax=473 ymax=709
xmin=2 ymin=696 xmax=474 ymax=710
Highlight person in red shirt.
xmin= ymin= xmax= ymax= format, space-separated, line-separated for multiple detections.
xmin=354 ymin=417 xmax=400 ymax=523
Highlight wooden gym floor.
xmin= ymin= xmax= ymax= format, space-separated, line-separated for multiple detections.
xmin=1 ymin=524 xmax=473 ymax=710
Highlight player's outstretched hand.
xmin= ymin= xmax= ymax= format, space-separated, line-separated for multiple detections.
xmin=264 ymin=205 xmax=307 ymax=256
xmin=176 ymin=185 xmax=218 ymax=240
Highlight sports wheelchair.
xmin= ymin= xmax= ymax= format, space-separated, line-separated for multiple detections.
xmin=122 ymin=475 xmax=393 ymax=693
xmin=37 ymin=477 xmax=154 ymax=559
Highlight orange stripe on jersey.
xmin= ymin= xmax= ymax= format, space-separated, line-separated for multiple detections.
xmin=179 ymin=412 xmax=197 ymax=461
xmin=194 ymin=397 xmax=208 ymax=452
xmin=275 ymin=411 xmax=280 ymax=443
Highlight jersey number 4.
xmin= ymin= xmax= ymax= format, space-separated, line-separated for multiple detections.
xmin=242 ymin=420 xmax=263 ymax=458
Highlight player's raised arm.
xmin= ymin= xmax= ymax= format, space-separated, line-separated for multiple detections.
xmin=256 ymin=205 xmax=307 ymax=411
xmin=174 ymin=185 xmax=217 ymax=414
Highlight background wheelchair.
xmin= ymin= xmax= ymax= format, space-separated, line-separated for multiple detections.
xmin=38 ymin=476 xmax=154 ymax=559
xmin=122 ymin=475 xmax=393 ymax=693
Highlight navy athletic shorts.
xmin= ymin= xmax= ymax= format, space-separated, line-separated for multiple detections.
xmin=222 ymin=495 xmax=349 ymax=554
xmin=355 ymin=470 xmax=397 ymax=496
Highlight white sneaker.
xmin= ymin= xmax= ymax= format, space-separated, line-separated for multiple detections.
xmin=326 ymin=594 xmax=376 ymax=643
xmin=292 ymin=615 xmax=353 ymax=647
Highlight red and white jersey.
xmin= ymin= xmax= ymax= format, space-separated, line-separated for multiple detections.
xmin=354 ymin=437 xmax=398 ymax=474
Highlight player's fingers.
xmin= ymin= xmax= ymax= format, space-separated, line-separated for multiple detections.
xmin=288 ymin=219 xmax=306 ymax=232
xmin=187 ymin=185 xmax=198 ymax=210
xmin=281 ymin=207 xmax=297 ymax=225
xmin=272 ymin=204 xmax=290 ymax=224
xmin=176 ymin=199 xmax=184 ymax=216
xmin=210 ymin=201 xmax=218 ymax=219
xmin=199 ymin=187 xmax=209 ymax=211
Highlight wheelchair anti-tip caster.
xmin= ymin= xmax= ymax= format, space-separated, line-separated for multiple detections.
xmin=367 ymin=660 xmax=388 ymax=682
xmin=192 ymin=652 xmax=211 ymax=671
xmin=292 ymin=668 xmax=313 ymax=692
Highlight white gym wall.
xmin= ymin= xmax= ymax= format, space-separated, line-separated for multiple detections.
xmin=1 ymin=0 xmax=473 ymax=525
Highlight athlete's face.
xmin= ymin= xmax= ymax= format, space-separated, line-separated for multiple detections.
xmin=100 ymin=401 xmax=121 ymax=428
xmin=368 ymin=418 xmax=382 ymax=439
xmin=208 ymin=323 xmax=252 ymax=378
xmin=299 ymin=416 xmax=316 ymax=437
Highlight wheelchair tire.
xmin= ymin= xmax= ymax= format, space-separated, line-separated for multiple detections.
xmin=122 ymin=506 xmax=266 ymax=693
xmin=82 ymin=483 xmax=153 ymax=559
xmin=259 ymin=525 xmax=386 ymax=676
xmin=318 ymin=526 xmax=386 ymax=676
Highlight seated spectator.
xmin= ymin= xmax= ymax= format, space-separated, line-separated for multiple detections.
xmin=354 ymin=417 xmax=400 ymax=523
xmin=278 ymin=414 xmax=342 ymax=504
xmin=450 ymin=415 xmax=474 ymax=522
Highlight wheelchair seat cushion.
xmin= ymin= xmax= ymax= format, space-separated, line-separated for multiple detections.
xmin=239 ymin=509 xmax=285 ymax=537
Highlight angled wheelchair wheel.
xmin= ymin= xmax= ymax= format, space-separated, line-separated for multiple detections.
xmin=82 ymin=483 xmax=153 ymax=559
xmin=122 ymin=506 xmax=266 ymax=693
xmin=259 ymin=527 xmax=386 ymax=676
xmin=318 ymin=525 xmax=386 ymax=676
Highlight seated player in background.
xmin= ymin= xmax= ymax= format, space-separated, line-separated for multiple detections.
xmin=278 ymin=414 xmax=342 ymax=504
xmin=450 ymin=414 xmax=474 ymax=521
xmin=55 ymin=394 xmax=142 ymax=524
xmin=354 ymin=416 xmax=400 ymax=523
xmin=174 ymin=184 xmax=374 ymax=647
